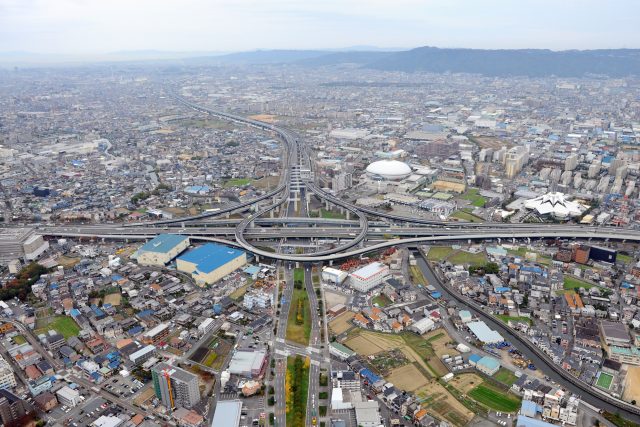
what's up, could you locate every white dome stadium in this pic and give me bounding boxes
[366,160,412,180]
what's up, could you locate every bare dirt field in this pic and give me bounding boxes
[324,290,349,308]
[387,364,429,392]
[450,373,485,394]
[425,329,459,358]
[416,380,475,426]
[103,293,122,306]
[623,366,640,402]
[329,311,355,335]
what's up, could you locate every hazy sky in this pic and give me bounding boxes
[1,0,638,54]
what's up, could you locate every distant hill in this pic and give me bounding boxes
[204,49,331,64]
[364,47,640,77]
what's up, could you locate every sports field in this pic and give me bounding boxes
[494,367,519,386]
[35,316,80,339]
[596,372,614,389]
[623,366,640,402]
[468,383,521,412]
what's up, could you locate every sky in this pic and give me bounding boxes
[0,0,638,55]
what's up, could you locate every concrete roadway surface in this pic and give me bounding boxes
[273,265,295,427]
[304,264,321,426]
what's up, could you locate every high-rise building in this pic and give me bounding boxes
[152,363,200,410]
[504,146,528,178]
[564,154,578,171]
[588,161,601,179]
[0,390,29,426]
[0,355,17,390]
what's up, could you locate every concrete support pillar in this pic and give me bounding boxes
[296,261,301,269]
[329,260,334,266]
[255,255,260,263]
[306,192,311,203]
[226,213,230,219]
[346,211,351,220]
[325,200,330,210]
[270,210,274,218]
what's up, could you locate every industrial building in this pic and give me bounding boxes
[410,317,436,335]
[349,262,390,292]
[177,243,246,286]
[134,234,190,266]
[467,321,504,344]
[0,227,49,263]
[322,267,348,285]
[211,400,242,427]
[329,342,356,360]
[151,363,200,409]
[228,350,267,378]
[475,356,501,376]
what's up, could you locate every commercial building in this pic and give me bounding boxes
[0,390,28,426]
[353,398,382,427]
[152,363,200,409]
[177,243,246,286]
[56,385,81,407]
[135,234,190,266]
[92,415,124,427]
[476,356,501,376]
[129,344,156,365]
[329,342,356,360]
[467,321,504,344]
[0,355,17,390]
[142,323,170,345]
[322,267,348,285]
[211,400,242,427]
[0,227,49,263]
[228,350,267,378]
[349,262,390,293]
[366,160,412,180]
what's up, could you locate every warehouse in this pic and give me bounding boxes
[322,267,348,285]
[212,400,242,427]
[177,243,246,286]
[228,350,267,378]
[329,342,356,360]
[135,234,190,266]
[476,356,501,376]
[467,321,504,344]
[349,262,390,293]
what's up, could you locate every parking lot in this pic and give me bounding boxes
[102,375,145,400]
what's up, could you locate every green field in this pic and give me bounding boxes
[35,316,80,339]
[13,335,26,345]
[460,189,487,207]
[286,288,311,346]
[469,383,521,412]
[448,251,487,266]
[224,178,252,187]
[286,356,310,427]
[372,294,392,307]
[320,208,346,219]
[203,352,218,367]
[596,372,614,389]
[450,210,484,223]
[427,246,456,261]
[617,253,633,264]
[293,268,305,284]
[496,315,533,326]
[494,368,519,386]
[563,276,594,291]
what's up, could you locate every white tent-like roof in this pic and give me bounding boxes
[524,192,585,219]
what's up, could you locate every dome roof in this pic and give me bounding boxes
[366,160,412,180]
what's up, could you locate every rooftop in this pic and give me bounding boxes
[137,234,189,254]
[178,243,245,274]
[211,400,242,427]
[351,262,388,280]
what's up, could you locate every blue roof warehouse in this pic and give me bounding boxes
[134,234,190,267]
[176,243,247,286]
